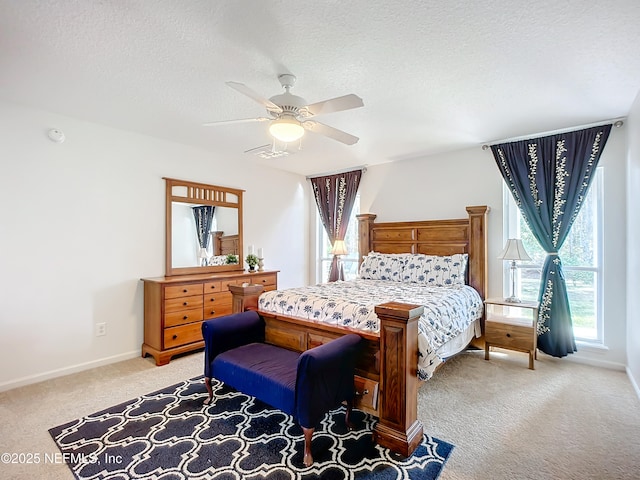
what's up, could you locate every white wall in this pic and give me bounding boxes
[593,126,628,369]
[359,148,505,299]
[358,128,629,370]
[627,92,640,395]
[0,100,307,391]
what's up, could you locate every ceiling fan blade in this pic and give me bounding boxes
[202,117,270,126]
[304,94,364,117]
[226,81,282,113]
[303,121,359,145]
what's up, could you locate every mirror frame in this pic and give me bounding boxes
[164,177,244,276]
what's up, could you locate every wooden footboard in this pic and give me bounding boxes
[230,285,424,457]
[228,206,488,458]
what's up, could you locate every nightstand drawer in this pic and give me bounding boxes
[485,321,534,351]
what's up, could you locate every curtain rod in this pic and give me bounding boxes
[306,165,368,180]
[481,117,625,150]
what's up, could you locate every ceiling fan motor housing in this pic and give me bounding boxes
[269,93,307,116]
[268,74,308,117]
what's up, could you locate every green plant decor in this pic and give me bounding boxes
[245,254,259,270]
[225,254,238,264]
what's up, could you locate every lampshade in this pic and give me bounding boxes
[331,240,348,256]
[269,116,305,143]
[497,239,532,262]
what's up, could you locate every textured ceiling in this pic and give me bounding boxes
[1,1,639,176]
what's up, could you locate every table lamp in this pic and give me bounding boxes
[497,238,532,303]
[331,240,348,281]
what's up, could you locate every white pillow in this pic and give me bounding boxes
[208,255,228,266]
[402,254,468,286]
[359,252,409,282]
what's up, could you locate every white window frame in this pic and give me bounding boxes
[503,168,604,344]
[316,195,360,284]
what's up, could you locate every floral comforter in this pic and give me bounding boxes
[258,279,483,380]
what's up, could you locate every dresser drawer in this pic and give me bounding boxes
[204,302,233,319]
[164,295,203,313]
[204,291,233,306]
[203,292,232,319]
[164,307,203,328]
[165,283,203,299]
[164,322,203,349]
[222,278,245,290]
[485,321,535,351]
[204,281,223,293]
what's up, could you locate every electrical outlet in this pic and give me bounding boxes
[96,322,107,336]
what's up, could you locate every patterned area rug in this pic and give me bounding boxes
[49,376,453,479]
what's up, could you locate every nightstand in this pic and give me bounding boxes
[484,298,539,370]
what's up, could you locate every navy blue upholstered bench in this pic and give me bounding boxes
[202,310,362,466]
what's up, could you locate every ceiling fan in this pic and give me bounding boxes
[203,74,364,145]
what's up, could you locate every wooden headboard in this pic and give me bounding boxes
[211,231,240,256]
[357,206,489,300]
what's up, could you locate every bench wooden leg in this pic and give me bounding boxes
[301,401,354,467]
[203,377,214,405]
[345,399,354,431]
[302,426,314,467]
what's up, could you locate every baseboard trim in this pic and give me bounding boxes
[564,353,626,371]
[0,350,140,392]
[627,367,640,400]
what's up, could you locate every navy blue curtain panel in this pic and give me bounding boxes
[491,124,611,357]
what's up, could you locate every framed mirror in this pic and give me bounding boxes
[164,177,244,276]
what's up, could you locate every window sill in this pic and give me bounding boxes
[576,340,609,353]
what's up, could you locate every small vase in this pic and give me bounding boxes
[248,266,255,272]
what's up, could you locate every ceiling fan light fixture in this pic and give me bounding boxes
[269,116,305,143]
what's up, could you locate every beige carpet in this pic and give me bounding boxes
[0,348,638,479]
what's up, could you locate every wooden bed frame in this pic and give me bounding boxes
[230,205,488,457]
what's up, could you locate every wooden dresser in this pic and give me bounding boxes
[141,270,278,365]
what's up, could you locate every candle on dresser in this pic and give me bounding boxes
[257,247,263,258]
[248,245,254,255]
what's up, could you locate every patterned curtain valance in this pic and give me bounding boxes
[491,124,612,357]
[309,169,363,282]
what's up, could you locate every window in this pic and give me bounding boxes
[504,168,603,343]
[316,195,360,283]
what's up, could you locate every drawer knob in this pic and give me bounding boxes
[210,298,215,302]
[355,389,369,396]
[506,333,511,338]
[183,302,188,306]
[183,315,188,320]
[210,310,215,315]
[172,334,178,340]
[183,289,187,293]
